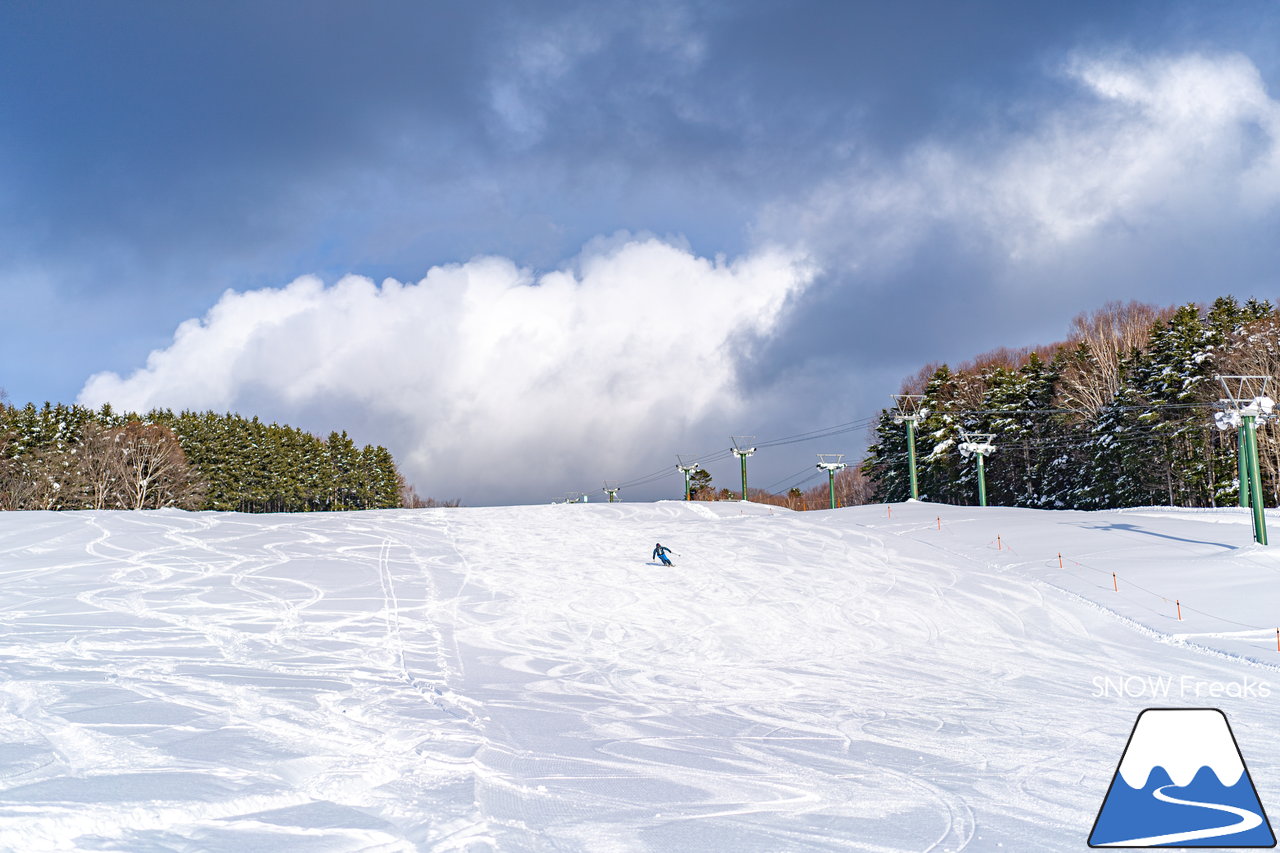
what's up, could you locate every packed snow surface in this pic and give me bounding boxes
[0,500,1278,851]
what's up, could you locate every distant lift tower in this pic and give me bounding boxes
[1216,375,1273,545]
[958,431,996,507]
[731,437,757,502]
[603,482,620,503]
[816,454,848,509]
[676,456,701,501]
[891,395,925,500]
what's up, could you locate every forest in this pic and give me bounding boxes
[863,296,1280,509]
[683,466,874,511]
[0,403,407,512]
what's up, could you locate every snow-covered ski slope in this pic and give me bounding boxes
[0,501,1278,851]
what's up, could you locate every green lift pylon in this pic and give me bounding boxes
[1238,423,1251,509]
[959,431,996,507]
[816,454,848,509]
[676,458,700,501]
[731,437,756,502]
[1244,414,1268,545]
[1217,375,1272,546]
[891,395,925,500]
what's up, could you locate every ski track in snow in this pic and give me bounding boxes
[0,502,1275,850]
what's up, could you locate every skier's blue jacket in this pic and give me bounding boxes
[653,544,672,562]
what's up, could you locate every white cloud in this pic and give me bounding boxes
[765,51,1280,269]
[79,238,814,504]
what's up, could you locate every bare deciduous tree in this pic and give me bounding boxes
[111,422,203,510]
[13,448,79,510]
[0,428,27,511]
[1057,301,1172,416]
[800,465,874,509]
[77,423,124,510]
[1212,313,1280,504]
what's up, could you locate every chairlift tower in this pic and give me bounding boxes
[676,457,701,501]
[1216,375,1273,545]
[1214,400,1252,510]
[958,431,996,507]
[891,395,925,500]
[816,454,848,510]
[731,437,757,502]
[603,482,620,503]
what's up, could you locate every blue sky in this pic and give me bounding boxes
[5,1,1280,503]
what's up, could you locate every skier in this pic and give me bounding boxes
[652,542,674,566]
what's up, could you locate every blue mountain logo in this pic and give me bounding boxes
[1089,708,1275,847]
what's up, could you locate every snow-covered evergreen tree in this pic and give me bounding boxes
[0,404,411,512]
[867,295,1278,511]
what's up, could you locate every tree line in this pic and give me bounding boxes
[863,296,1280,509]
[0,402,415,512]
[682,462,874,510]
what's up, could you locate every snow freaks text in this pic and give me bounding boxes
[1092,674,1271,700]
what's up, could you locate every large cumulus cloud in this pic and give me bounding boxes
[79,238,814,504]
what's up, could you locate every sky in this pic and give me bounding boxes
[5,0,1280,504]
